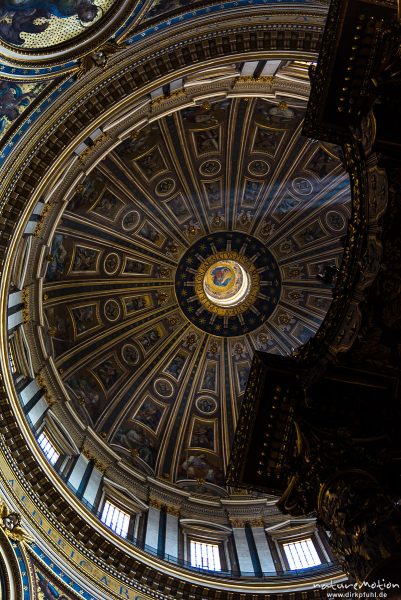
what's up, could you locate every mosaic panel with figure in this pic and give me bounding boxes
[252,126,285,157]
[132,396,166,435]
[189,418,216,452]
[123,257,152,275]
[201,361,217,392]
[177,452,224,487]
[90,188,125,221]
[306,145,341,177]
[46,233,71,281]
[70,303,100,337]
[164,350,189,380]
[137,324,165,354]
[92,355,124,391]
[114,424,158,469]
[123,294,153,315]
[66,370,105,426]
[71,245,100,273]
[135,147,168,180]
[0,80,47,137]
[255,99,303,127]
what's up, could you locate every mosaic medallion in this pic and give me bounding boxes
[175,232,281,336]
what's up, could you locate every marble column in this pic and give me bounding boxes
[251,523,276,574]
[82,466,103,508]
[67,454,90,493]
[231,524,254,575]
[145,504,161,551]
[165,507,179,559]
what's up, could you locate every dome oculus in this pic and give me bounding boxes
[197,254,257,314]
[203,259,250,308]
[175,232,281,336]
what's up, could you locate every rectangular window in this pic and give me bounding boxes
[37,432,60,465]
[8,350,16,374]
[100,501,130,539]
[283,538,321,570]
[190,540,221,571]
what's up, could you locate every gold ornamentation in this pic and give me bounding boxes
[195,251,260,317]
[33,201,53,238]
[232,487,248,496]
[0,499,32,544]
[209,341,219,354]
[77,42,121,79]
[278,312,291,326]
[151,88,187,109]
[36,370,55,406]
[81,445,107,473]
[21,287,30,323]
[159,267,171,279]
[229,518,245,528]
[78,133,108,164]
[165,504,180,517]
[186,224,198,237]
[236,75,274,85]
[249,518,264,528]
[212,214,224,227]
[184,333,197,349]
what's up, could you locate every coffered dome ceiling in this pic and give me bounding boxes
[39,94,350,494]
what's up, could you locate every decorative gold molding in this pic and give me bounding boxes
[148,497,163,510]
[235,75,275,86]
[151,88,187,110]
[249,518,265,528]
[21,287,30,324]
[33,201,54,238]
[78,133,109,164]
[165,504,181,517]
[229,518,246,528]
[81,444,108,473]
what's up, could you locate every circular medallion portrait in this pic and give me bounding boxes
[154,378,174,399]
[196,396,217,415]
